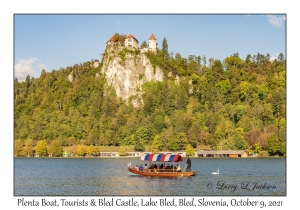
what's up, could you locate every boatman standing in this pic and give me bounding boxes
[186,155,191,171]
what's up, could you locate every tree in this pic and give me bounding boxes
[87,145,99,156]
[278,53,284,61]
[239,81,253,102]
[48,140,63,157]
[134,139,145,151]
[202,55,207,65]
[151,135,163,153]
[14,140,23,157]
[267,134,280,155]
[232,130,247,150]
[175,132,189,150]
[153,115,165,133]
[140,41,147,48]
[185,144,195,156]
[233,52,239,58]
[253,142,262,154]
[162,37,169,59]
[245,54,252,63]
[36,140,48,156]
[167,136,180,151]
[76,144,87,156]
[23,139,33,157]
[118,146,127,156]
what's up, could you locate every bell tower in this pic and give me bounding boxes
[148,34,157,53]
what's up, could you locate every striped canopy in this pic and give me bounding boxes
[140,154,183,162]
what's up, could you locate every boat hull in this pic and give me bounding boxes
[128,167,196,177]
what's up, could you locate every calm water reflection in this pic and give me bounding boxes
[14,157,286,196]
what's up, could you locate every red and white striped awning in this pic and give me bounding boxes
[140,153,183,162]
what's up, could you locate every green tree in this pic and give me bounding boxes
[167,136,180,151]
[267,134,280,155]
[153,115,165,133]
[151,135,163,153]
[14,140,23,157]
[76,144,87,156]
[233,128,247,150]
[215,80,232,95]
[118,146,127,156]
[202,55,207,65]
[48,140,63,157]
[175,132,189,150]
[185,144,195,156]
[140,41,147,48]
[277,53,284,61]
[23,139,33,157]
[162,37,169,59]
[36,140,48,157]
[134,139,145,151]
[87,145,99,156]
[253,142,262,154]
[239,81,253,102]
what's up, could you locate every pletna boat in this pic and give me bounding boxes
[127,153,197,177]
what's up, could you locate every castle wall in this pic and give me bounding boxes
[125,38,138,48]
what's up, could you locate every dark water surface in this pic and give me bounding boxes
[14,157,286,196]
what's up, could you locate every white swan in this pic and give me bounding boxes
[212,169,219,175]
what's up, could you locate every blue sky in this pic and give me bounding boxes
[14,14,286,81]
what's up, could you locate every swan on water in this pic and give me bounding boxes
[212,169,219,175]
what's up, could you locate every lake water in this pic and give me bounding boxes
[14,157,286,196]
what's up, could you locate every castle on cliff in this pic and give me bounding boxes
[105,33,157,53]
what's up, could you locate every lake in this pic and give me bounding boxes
[14,157,286,196]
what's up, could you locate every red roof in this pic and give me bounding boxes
[126,34,139,43]
[149,34,156,40]
[107,35,117,43]
[126,34,135,39]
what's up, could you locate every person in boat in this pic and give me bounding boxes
[144,163,148,171]
[135,165,139,171]
[176,164,181,172]
[186,155,191,172]
[165,163,171,171]
[139,164,143,171]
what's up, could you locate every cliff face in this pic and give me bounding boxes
[101,44,164,107]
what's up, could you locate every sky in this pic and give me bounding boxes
[14,14,286,81]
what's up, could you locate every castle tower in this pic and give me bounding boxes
[148,34,157,53]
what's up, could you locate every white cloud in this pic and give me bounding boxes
[14,57,38,81]
[266,15,285,27]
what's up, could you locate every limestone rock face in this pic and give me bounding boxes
[101,45,164,107]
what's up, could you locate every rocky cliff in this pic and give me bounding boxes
[101,44,164,107]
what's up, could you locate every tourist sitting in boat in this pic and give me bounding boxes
[149,164,154,169]
[139,164,143,171]
[143,163,148,171]
[135,165,139,171]
[165,163,171,171]
[176,164,181,172]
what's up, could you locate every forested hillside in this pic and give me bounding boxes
[14,40,286,157]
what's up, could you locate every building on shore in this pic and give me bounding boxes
[196,150,248,158]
